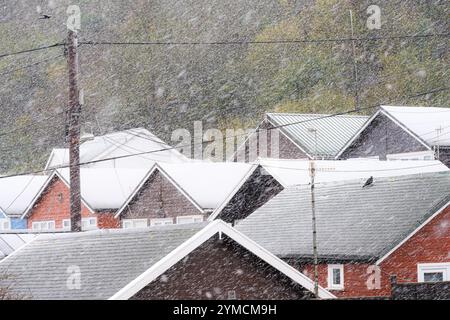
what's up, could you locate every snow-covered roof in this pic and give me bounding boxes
[0,221,334,299]
[237,172,450,260]
[56,168,149,210]
[381,106,450,146]
[0,233,36,260]
[258,158,449,187]
[0,175,49,217]
[158,162,255,210]
[45,128,189,170]
[0,207,6,219]
[44,148,69,170]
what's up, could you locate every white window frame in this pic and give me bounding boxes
[227,290,237,300]
[31,220,56,231]
[150,218,173,227]
[0,218,11,231]
[387,151,436,161]
[417,263,450,283]
[123,219,149,229]
[62,219,71,231]
[176,215,204,225]
[81,217,97,231]
[327,264,344,290]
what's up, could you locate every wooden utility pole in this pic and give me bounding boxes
[67,29,82,232]
[310,159,319,298]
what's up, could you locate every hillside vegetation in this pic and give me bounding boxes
[0,0,448,173]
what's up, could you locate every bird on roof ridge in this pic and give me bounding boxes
[362,176,374,188]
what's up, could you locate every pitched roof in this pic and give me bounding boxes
[58,168,150,210]
[0,223,203,299]
[0,233,36,260]
[258,158,449,187]
[44,148,69,170]
[380,106,450,147]
[0,221,334,300]
[336,106,450,158]
[266,113,368,158]
[0,175,48,217]
[208,158,448,221]
[44,128,188,170]
[236,171,450,261]
[159,162,255,209]
[117,162,255,215]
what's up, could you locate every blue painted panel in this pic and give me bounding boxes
[11,218,27,230]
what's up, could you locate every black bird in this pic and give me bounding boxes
[362,176,374,188]
[39,14,51,19]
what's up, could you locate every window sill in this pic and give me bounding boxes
[327,287,344,291]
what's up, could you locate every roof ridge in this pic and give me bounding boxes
[34,222,209,241]
[285,170,450,190]
[267,112,369,118]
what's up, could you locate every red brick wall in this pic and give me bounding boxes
[27,176,118,230]
[120,170,205,223]
[299,205,450,298]
[132,236,314,300]
[378,204,450,295]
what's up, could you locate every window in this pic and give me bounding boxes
[60,218,98,231]
[123,219,149,229]
[62,219,71,231]
[327,264,344,290]
[81,217,97,230]
[31,220,56,231]
[150,218,173,227]
[176,215,204,225]
[0,219,11,231]
[227,290,237,300]
[387,151,435,161]
[418,263,450,283]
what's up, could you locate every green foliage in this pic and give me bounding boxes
[0,0,448,173]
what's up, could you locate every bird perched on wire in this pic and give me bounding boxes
[39,14,51,19]
[362,176,374,188]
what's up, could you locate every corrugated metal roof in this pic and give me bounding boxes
[267,113,368,158]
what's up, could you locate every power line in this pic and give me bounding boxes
[259,162,447,173]
[0,86,447,180]
[0,43,64,59]
[0,53,65,77]
[78,33,449,47]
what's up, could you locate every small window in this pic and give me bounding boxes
[31,220,56,231]
[424,272,444,283]
[123,219,149,229]
[150,218,173,227]
[57,193,64,203]
[176,215,204,225]
[81,218,97,230]
[327,264,344,290]
[227,290,237,300]
[0,219,11,231]
[418,263,450,283]
[62,219,71,230]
